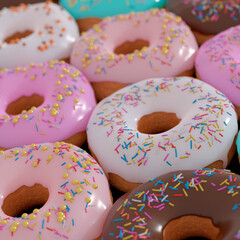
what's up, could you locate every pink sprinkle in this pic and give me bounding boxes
[144,212,152,220]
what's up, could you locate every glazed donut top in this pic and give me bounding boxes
[87,77,238,183]
[71,9,198,84]
[0,2,79,68]
[195,25,240,108]
[167,0,240,35]
[0,142,112,240]
[102,168,240,240]
[0,61,96,149]
[59,0,166,19]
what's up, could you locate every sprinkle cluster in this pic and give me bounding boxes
[184,0,240,22]
[89,77,235,169]
[0,142,107,239]
[102,169,240,239]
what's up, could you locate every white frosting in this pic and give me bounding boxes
[87,77,238,183]
[0,2,79,68]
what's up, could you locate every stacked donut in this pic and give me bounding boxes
[0,0,239,239]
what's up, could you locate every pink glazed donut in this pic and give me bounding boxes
[0,142,112,240]
[70,8,198,100]
[195,25,240,119]
[0,61,96,149]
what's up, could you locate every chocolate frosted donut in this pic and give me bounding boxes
[166,0,240,44]
[102,169,240,239]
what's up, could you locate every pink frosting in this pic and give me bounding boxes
[70,9,198,84]
[0,61,96,148]
[0,142,112,239]
[195,25,240,107]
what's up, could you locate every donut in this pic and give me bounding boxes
[87,76,238,192]
[0,2,79,69]
[0,61,96,149]
[195,25,240,120]
[70,9,198,100]
[0,142,112,239]
[59,0,166,31]
[101,168,240,239]
[166,0,240,45]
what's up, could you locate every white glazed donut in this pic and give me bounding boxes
[0,2,79,68]
[87,77,238,191]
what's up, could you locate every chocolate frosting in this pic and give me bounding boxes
[102,169,240,239]
[0,0,46,9]
[167,0,240,35]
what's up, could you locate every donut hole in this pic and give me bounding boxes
[6,94,44,115]
[163,215,220,240]
[2,184,49,217]
[114,39,149,55]
[137,112,181,134]
[4,30,33,44]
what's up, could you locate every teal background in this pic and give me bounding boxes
[59,0,166,19]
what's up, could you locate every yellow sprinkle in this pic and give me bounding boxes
[21,151,27,156]
[66,163,72,169]
[41,108,46,112]
[44,212,51,217]
[85,197,91,203]
[96,68,101,74]
[64,192,72,200]
[41,146,48,151]
[76,187,83,194]
[21,221,29,228]
[33,209,39,213]
[57,94,63,101]
[92,183,98,189]
[29,213,36,220]
[95,56,101,61]
[60,205,66,210]
[162,24,166,29]
[162,47,169,55]
[165,36,171,42]
[63,173,69,179]
[0,220,7,225]
[47,155,53,163]
[10,226,17,232]
[183,188,188,197]
[13,150,19,154]
[0,150,4,155]
[51,108,58,117]
[208,141,212,147]
[72,179,79,185]
[175,16,182,23]
[32,161,38,167]
[58,74,64,79]
[198,184,204,191]
[54,149,60,154]
[66,91,72,96]
[12,116,20,124]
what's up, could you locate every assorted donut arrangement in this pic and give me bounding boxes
[0,0,239,239]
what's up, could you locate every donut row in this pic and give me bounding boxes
[0,0,239,240]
